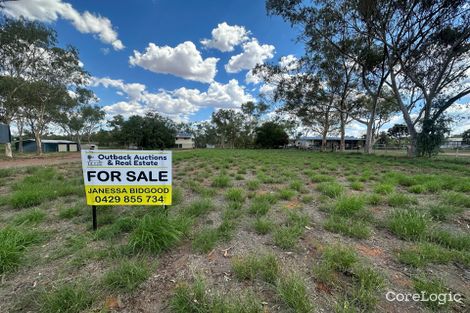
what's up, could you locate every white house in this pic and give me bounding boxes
[175,132,195,149]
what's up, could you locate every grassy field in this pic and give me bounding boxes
[0,149,469,312]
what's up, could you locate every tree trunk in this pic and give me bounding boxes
[339,112,346,151]
[34,131,43,155]
[5,143,13,158]
[18,121,24,153]
[321,129,328,152]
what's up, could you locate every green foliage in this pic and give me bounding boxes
[350,181,364,191]
[246,180,260,190]
[373,183,395,194]
[248,197,271,216]
[426,228,470,251]
[397,243,468,267]
[103,260,150,292]
[129,213,183,254]
[255,121,289,148]
[417,118,450,157]
[278,189,296,200]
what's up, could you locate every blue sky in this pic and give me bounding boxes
[3,0,305,123]
[2,0,469,135]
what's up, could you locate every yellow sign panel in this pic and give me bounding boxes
[81,150,172,206]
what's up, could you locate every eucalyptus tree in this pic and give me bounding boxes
[266,0,470,156]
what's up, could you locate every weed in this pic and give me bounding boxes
[350,181,364,191]
[192,228,219,253]
[248,198,270,216]
[387,193,418,207]
[429,204,463,221]
[301,195,314,204]
[333,196,366,217]
[103,260,150,292]
[253,217,273,234]
[279,189,296,200]
[246,180,260,191]
[184,198,214,217]
[317,182,344,198]
[13,208,46,225]
[38,282,94,313]
[387,209,430,240]
[129,213,182,254]
[232,253,279,283]
[0,227,40,273]
[277,273,314,313]
[58,206,82,219]
[211,175,231,188]
[273,226,303,250]
[324,216,371,239]
[373,183,395,195]
[225,188,245,203]
[413,276,449,311]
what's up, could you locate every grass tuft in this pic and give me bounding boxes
[102,260,150,292]
[387,209,430,241]
[277,273,314,313]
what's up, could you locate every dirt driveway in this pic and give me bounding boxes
[0,152,81,169]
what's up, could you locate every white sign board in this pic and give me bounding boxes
[81,150,172,206]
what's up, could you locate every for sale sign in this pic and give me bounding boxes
[81,150,172,206]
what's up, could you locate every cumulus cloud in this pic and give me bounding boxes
[92,77,254,121]
[225,39,275,73]
[201,22,250,52]
[129,41,218,83]
[2,0,124,50]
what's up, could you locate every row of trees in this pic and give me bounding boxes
[258,0,469,156]
[94,103,289,150]
[0,18,104,156]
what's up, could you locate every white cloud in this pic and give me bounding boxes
[129,41,218,83]
[92,77,254,122]
[2,0,124,50]
[225,39,275,73]
[201,22,250,52]
[279,54,298,70]
[245,70,263,84]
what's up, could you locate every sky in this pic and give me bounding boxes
[1,0,469,136]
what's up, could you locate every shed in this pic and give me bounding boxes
[15,139,80,153]
[291,136,365,150]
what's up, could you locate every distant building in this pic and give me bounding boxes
[291,136,365,150]
[441,137,465,149]
[15,139,80,153]
[175,132,195,149]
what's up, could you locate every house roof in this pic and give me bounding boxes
[298,136,364,141]
[19,139,77,144]
[176,132,192,138]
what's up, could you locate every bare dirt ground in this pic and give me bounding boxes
[0,153,80,169]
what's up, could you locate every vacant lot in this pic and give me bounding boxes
[0,150,468,313]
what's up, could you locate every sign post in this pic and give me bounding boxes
[81,150,172,230]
